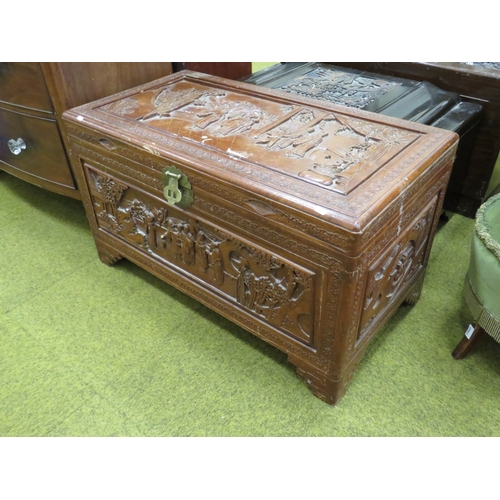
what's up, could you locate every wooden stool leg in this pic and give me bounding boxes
[452,324,485,360]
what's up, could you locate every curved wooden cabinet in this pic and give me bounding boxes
[0,107,73,188]
[0,62,173,199]
[0,62,53,112]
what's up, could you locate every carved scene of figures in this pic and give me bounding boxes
[101,80,420,193]
[87,168,315,344]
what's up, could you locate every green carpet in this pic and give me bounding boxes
[1,172,499,437]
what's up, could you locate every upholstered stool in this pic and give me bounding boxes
[453,192,500,359]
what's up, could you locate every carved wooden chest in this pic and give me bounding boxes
[62,71,458,404]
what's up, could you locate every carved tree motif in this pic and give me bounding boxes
[91,172,128,231]
[102,97,140,116]
[94,173,128,205]
[139,87,205,121]
[230,253,311,326]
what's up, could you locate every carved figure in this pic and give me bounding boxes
[209,244,224,285]
[195,231,209,272]
[180,224,195,265]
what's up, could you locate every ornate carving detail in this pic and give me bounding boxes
[254,109,334,158]
[193,198,341,271]
[69,141,350,260]
[254,110,418,193]
[142,87,215,121]
[86,167,316,345]
[310,116,417,188]
[92,172,128,230]
[106,84,280,139]
[102,97,140,116]
[92,80,431,198]
[94,172,128,203]
[278,68,401,108]
[358,197,438,340]
[190,99,277,138]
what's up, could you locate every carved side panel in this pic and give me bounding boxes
[357,195,439,340]
[85,165,317,346]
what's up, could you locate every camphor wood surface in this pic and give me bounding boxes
[63,71,458,404]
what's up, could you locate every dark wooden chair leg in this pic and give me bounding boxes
[452,324,486,359]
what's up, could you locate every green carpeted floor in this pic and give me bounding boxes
[1,172,499,436]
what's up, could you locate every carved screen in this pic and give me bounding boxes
[277,67,402,108]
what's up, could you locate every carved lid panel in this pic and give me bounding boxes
[63,71,458,223]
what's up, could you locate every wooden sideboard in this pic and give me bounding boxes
[0,62,174,199]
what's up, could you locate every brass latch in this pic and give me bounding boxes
[161,166,193,208]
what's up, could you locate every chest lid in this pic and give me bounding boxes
[63,70,458,228]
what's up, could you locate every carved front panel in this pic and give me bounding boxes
[98,79,420,195]
[85,164,317,346]
[357,195,439,340]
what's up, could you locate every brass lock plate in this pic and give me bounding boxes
[161,166,193,208]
